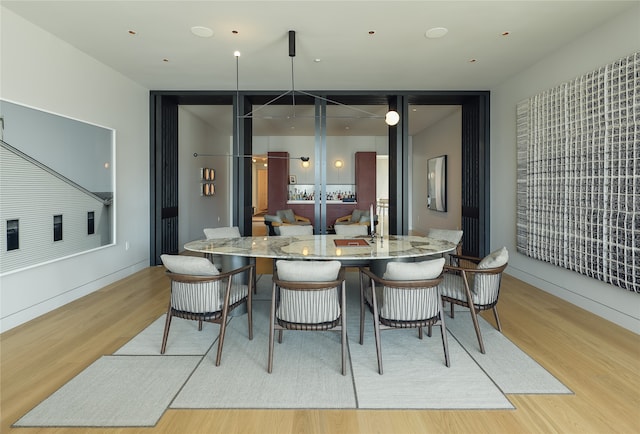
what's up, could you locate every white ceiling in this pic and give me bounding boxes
[3,0,635,135]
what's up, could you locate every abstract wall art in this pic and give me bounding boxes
[516,52,639,293]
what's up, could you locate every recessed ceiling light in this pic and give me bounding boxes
[163,58,169,62]
[469,58,477,63]
[502,31,511,36]
[425,27,448,39]
[191,26,213,38]
[368,30,375,35]
[232,30,239,34]
[314,58,321,63]
[128,30,137,35]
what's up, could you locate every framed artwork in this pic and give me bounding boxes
[516,52,638,292]
[427,155,447,212]
[289,175,297,184]
[0,99,115,274]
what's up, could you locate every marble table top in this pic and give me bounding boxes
[184,235,456,261]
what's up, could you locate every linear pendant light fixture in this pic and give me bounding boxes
[195,35,310,163]
[195,30,399,162]
[193,152,309,162]
[237,30,400,126]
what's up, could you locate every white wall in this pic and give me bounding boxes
[410,109,462,235]
[0,8,150,332]
[178,108,233,246]
[490,5,640,333]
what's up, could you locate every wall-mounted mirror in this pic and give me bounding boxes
[0,99,115,274]
[427,155,447,212]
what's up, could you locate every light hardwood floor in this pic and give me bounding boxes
[1,266,638,434]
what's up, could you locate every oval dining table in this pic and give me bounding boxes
[184,234,457,276]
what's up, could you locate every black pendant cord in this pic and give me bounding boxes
[235,29,397,124]
[235,53,240,156]
[289,30,296,119]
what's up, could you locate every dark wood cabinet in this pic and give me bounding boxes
[355,151,377,210]
[267,151,289,214]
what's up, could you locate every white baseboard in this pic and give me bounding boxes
[0,260,148,333]
[506,266,640,334]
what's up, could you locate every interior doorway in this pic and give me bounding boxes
[149,91,489,266]
[256,168,268,214]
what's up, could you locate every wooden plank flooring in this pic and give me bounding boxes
[1,266,638,434]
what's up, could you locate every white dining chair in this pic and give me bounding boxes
[278,225,313,236]
[160,254,254,366]
[334,224,368,236]
[439,247,509,354]
[204,226,241,239]
[269,260,347,375]
[427,228,463,264]
[359,258,449,374]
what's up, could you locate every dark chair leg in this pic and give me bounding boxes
[359,274,366,345]
[268,282,277,373]
[419,327,424,339]
[215,278,235,366]
[493,306,502,331]
[215,312,230,366]
[439,300,450,367]
[468,306,485,354]
[160,308,173,354]
[247,267,254,340]
[215,317,227,366]
[372,311,383,375]
[460,276,485,354]
[268,327,275,373]
[251,258,257,294]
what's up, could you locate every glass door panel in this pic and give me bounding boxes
[325,103,389,235]
[251,99,390,236]
[251,102,316,230]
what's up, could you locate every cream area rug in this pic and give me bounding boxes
[15,274,571,427]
